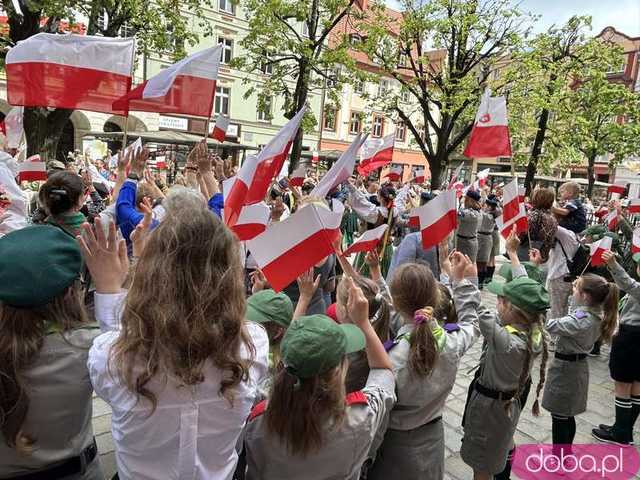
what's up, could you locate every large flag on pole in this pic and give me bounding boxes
[311,134,367,199]
[411,189,457,250]
[113,45,223,117]
[225,107,307,227]
[6,33,135,115]
[463,90,512,158]
[357,133,395,176]
[246,201,344,292]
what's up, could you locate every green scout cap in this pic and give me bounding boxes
[498,262,543,284]
[281,315,366,379]
[581,225,607,240]
[0,225,82,307]
[487,276,550,314]
[246,289,294,329]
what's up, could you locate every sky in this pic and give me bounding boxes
[385,0,640,37]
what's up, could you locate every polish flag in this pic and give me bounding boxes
[113,45,223,117]
[412,167,426,184]
[451,181,465,198]
[312,151,320,164]
[311,134,367,199]
[289,164,307,188]
[17,155,47,182]
[412,189,457,250]
[384,164,403,182]
[225,107,306,227]
[343,224,388,256]
[149,155,167,170]
[108,137,143,168]
[633,228,640,254]
[594,206,608,219]
[231,202,271,241]
[502,179,520,223]
[477,168,490,188]
[607,183,627,196]
[3,107,24,149]
[496,204,528,239]
[590,236,612,267]
[246,201,344,292]
[357,133,395,176]
[628,199,640,214]
[605,210,618,231]
[448,162,464,189]
[463,90,512,158]
[6,33,135,115]
[210,115,229,142]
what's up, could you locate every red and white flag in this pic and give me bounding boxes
[448,162,464,189]
[411,189,457,250]
[311,151,320,164]
[289,164,307,188]
[412,167,426,184]
[463,90,512,158]
[2,107,24,149]
[210,115,229,142]
[230,202,271,241]
[384,164,403,182]
[590,236,612,267]
[357,133,395,176]
[113,45,222,117]
[311,133,367,199]
[246,201,344,292]
[502,178,520,224]
[17,155,47,182]
[6,33,135,115]
[607,183,627,195]
[477,168,490,188]
[108,137,143,168]
[633,228,640,254]
[496,204,528,239]
[225,107,306,227]
[594,206,608,219]
[628,199,640,214]
[343,224,388,257]
[605,210,618,231]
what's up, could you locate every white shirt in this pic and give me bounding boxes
[547,226,579,281]
[88,292,269,480]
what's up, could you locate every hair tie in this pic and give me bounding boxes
[414,306,434,326]
[50,188,68,197]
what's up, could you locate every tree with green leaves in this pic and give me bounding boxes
[232,0,358,172]
[1,0,210,160]
[353,0,531,188]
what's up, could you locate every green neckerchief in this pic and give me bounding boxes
[48,212,87,237]
[399,323,447,352]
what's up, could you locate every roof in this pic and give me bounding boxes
[84,130,259,150]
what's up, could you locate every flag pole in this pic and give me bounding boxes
[122,37,137,150]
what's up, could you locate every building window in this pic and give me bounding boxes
[349,33,362,45]
[215,86,230,115]
[260,61,273,75]
[219,0,236,15]
[395,121,406,142]
[326,69,339,88]
[301,21,309,37]
[400,88,411,103]
[218,37,234,64]
[378,79,390,96]
[323,107,337,131]
[397,51,408,67]
[354,79,365,95]
[257,96,272,122]
[349,112,363,135]
[372,114,384,138]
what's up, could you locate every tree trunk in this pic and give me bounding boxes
[24,107,73,161]
[524,107,550,195]
[587,151,597,198]
[287,58,311,174]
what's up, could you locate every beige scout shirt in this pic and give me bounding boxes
[0,327,100,477]
[244,368,396,480]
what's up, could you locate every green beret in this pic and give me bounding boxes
[0,226,82,307]
[246,289,294,329]
[487,276,550,314]
[498,262,543,284]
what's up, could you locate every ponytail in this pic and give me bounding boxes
[370,293,391,343]
[579,273,619,344]
[409,308,438,377]
[532,324,549,416]
[38,171,83,217]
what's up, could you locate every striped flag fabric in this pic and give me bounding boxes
[384,164,403,182]
[210,115,229,142]
[608,183,627,196]
[412,167,426,184]
[590,236,612,267]
[463,90,512,158]
[246,201,344,292]
[605,210,618,231]
[343,224,388,256]
[357,133,395,176]
[496,204,528,239]
[477,168,490,187]
[6,33,135,115]
[411,189,457,250]
[448,162,464,189]
[113,45,223,117]
[502,179,520,224]
[289,164,307,188]
[230,202,271,241]
[17,155,47,182]
[311,134,366,200]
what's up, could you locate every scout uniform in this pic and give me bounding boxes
[592,257,640,444]
[0,226,103,480]
[368,280,481,480]
[460,269,549,475]
[476,210,496,264]
[542,306,602,417]
[244,315,396,480]
[456,192,481,262]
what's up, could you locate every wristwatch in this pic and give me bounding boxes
[127,173,140,181]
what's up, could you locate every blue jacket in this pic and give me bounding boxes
[116,180,159,246]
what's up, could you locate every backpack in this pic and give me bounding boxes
[559,200,587,234]
[557,234,590,281]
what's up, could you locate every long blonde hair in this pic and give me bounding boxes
[111,204,255,412]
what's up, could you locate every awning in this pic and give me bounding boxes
[84,130,259,150]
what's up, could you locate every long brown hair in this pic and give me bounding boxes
[503,303,548,416]
[0,285,87,453]
[389,263,441,377]
[265,360,347,456]
[111,204,254,412]
[336,275,391,342]
[578,273,619,344]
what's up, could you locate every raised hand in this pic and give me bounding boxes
[529,248,543,266]
[450,251,476,282]
[602,250,616,266]
[297,268,321,300]
[505,226,520,255]
[344,276,369,328]
[130,197,154,257]
[130,147,149,177]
